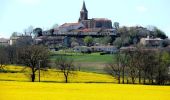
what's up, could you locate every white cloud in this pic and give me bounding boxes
[16,0,41,5]
[136,5,148,13]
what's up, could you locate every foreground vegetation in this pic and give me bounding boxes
[0,81,170,100]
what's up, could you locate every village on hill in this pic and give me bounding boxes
[0,1,170,53]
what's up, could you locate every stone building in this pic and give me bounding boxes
[54,1,115,36]
[78,1,112,29]
[0,38,9,46]
[38,1,116,49]
[140,36,162,47]
[9,35,32,46]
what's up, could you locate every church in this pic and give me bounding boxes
[36,1,117,49]
[78,1,112,29]
[57,1,114,33]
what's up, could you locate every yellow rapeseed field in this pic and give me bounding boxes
[0,65,115,83]
[0,65,170,100]
[0,81,170,100]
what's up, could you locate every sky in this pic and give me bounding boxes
[0,0,170,38]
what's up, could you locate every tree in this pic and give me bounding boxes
[156,50,170,85]
[33,28,43,37]
[113,22,119,30]
[5,46,18,64]
[11,32,18,37]
[127,51,138,84]
[141,50,152,84]
[18,45,50,82]
[94,36,112,46]
[24,26,34,36]
[154,27,168,39]
[70,38,79,47]
[52,23,59,29]
[54,56,76,83]
[104,53,123,83]
[104,52,130,84]
[101,36,112,45]
[84,36,93,46]
[120,51,129,84]
[149,56,157,84]
[132,46,145,84]
[0,47,8,70]
[113,36,132,48]
[113,37,123,48]
[15,36,33,47]
[143,50,157,84]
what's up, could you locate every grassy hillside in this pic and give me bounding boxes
[51,52,114,73]
[0,81,170,100]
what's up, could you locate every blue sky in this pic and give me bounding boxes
[0,0,170,38]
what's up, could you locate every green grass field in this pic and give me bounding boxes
[51,52,114,73]
[0,81,170,100]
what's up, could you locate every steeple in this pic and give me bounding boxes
[79,1,88,21]
[81,1,88,12]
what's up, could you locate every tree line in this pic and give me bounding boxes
[0,45,76,83]
[0,44,170,84]
[105,47,170,85]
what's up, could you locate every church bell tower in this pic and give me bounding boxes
[79,1,88,21]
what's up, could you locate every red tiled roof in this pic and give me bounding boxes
[60,23,81,28]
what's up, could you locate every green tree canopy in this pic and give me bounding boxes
[84,36,93,46]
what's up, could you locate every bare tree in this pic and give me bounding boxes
[141,50,153,84]
[18,45,50,82]
[133,46,145,84]
[54,56,75,83]
[0,47,8,70]
[4,46,17,64]
[147,52,157,84]
[104,53,123,83]
[127,51,138,84]
[24,26,34,36]
[120,51,129,84]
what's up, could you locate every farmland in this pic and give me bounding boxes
[0,55,170,100]
[0,81,170,100]
[0,65,115,83]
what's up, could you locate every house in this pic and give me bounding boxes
[0,38,9,46]
[73,46,91,53]
[140,36,162,47]
[73,46,118,53]
[58,23,84,33]
[91,46,118,53]
[35,36,69,50]
[9,35,32,45]
[35,1,117,48]
[119,46,137,52]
